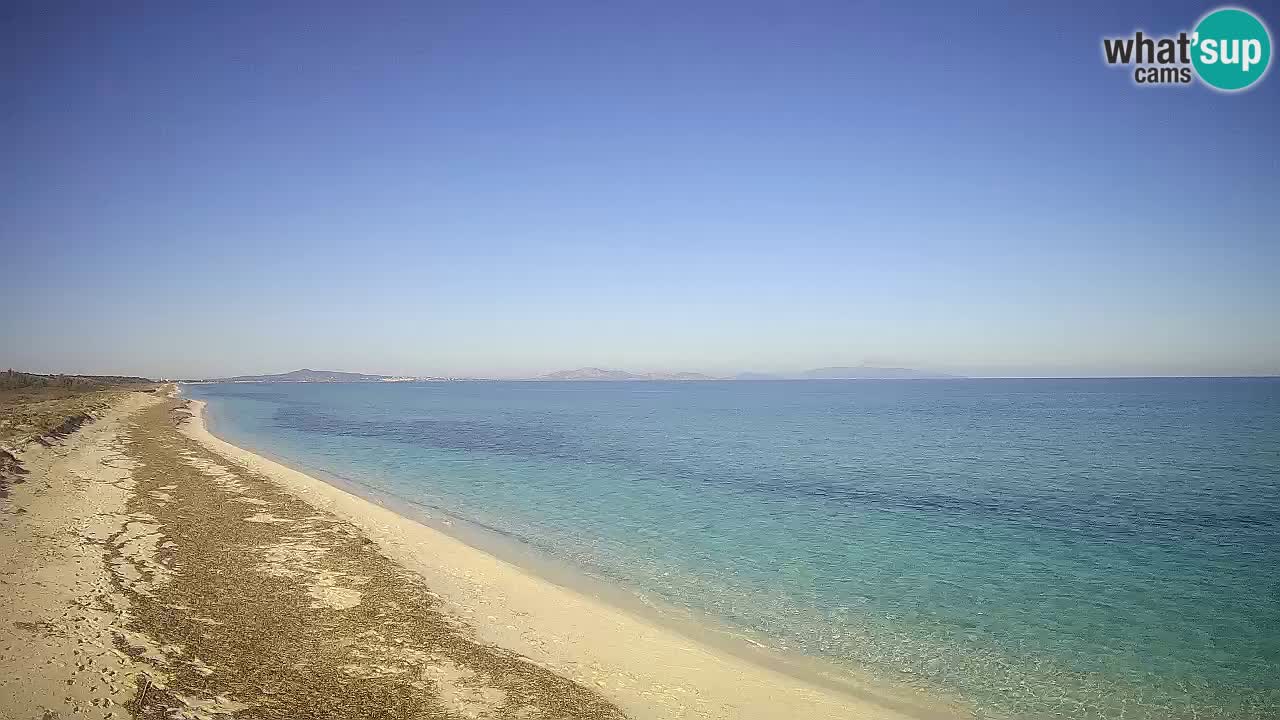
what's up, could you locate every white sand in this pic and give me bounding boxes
[182,399,948,720]
[0,391,169,718]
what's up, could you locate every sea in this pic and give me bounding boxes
[182,378,1280,719]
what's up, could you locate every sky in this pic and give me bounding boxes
[3,1,1278,379]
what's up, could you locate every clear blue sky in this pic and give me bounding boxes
[3,1,1277,378]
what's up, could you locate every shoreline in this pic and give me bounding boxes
[199,399,962,716]
[185,395,966,720]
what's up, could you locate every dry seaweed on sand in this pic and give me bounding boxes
[109,399,627,719]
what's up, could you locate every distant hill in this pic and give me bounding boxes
[536,367,719,381]
[538,367,642,381]
[194,366,958,383]
[662,371,719,381]
[734,372,784,380]
[201,369,403,383]
[534,366,955,381]
[799,366,956,380]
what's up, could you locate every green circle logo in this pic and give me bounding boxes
[1192,7,1271,91]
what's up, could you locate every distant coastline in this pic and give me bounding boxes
[185,367,1280,385]
[190,368,434,384]
[188,365,962,383]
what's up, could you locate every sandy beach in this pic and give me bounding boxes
[1,387,951,719]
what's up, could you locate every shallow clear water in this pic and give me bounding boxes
[184,379,1280,719]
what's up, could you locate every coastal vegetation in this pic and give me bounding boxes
[0,370,156,495]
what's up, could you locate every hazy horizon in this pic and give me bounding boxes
[11,364,1280,382]
[4,2,1278,380]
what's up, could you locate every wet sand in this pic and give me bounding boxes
[2,388,944,719]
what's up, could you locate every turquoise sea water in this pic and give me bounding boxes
[183,379,1280,719]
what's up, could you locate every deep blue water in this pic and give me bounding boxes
[183,379,1280,719]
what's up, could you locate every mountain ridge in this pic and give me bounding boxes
[535,367,719,381]
[798,366,957,380]
[535,365,959,381]
[196,369,413,383]
[191,365,961,383]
